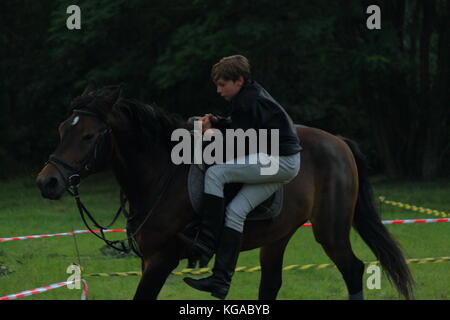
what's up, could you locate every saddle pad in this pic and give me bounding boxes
[187,164,283,221]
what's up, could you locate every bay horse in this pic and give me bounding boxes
[36,84,414,300]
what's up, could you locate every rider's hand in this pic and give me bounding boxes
[200,114,218,123]
[208,114,219,123]
[199,114,217,132]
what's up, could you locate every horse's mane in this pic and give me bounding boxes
[69,85,188,153]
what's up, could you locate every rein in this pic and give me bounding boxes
[68,165,177,257]
[46,108,177,257]
[68,174,131,253]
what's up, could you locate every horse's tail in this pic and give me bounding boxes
[340,136,415,300]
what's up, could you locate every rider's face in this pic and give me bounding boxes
[215,77,244,101]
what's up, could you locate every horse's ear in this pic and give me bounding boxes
[82,82,97,96]
[107,83,124,105]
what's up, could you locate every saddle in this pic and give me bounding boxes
[187,164,284,221]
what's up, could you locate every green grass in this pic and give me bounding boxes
[0,173,448,300]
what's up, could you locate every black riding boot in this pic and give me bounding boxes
[183,193,225,266]
[183,227,242,299]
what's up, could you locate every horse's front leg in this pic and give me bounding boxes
[133,241,181,300]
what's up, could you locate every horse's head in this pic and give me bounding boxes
[36,83,121,200]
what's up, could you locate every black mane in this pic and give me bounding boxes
[69,85,188,153]
[113,98,188,153]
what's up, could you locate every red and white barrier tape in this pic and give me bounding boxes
[0,279,88,300]
[303,218,450,227]
[302,218,449,227]
[0,219,447,243]
[0,229,126,243]
[380,218,449,225]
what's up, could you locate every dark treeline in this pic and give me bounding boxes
[1,0,449,179]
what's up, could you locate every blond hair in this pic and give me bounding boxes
[211,55,251,82]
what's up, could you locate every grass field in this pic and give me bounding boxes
[0,172,448,300]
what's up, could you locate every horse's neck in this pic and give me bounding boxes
[109,114,186,215]
[111,147,172,213]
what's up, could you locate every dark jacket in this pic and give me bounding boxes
[214,80,301,156]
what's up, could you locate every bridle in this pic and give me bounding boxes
[46,109,111,194]
[45,108,177,256]
[45,108,135,253]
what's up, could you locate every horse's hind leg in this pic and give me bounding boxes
[258,232,295,300]
[311,216,365,300]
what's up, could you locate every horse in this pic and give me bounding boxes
[36,84,414,300]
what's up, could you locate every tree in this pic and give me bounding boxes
[1,0,448,179]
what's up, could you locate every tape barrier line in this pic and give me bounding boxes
[83,257,450,277]
[2,219,448,243]
[0,279,88,300]
[379,196,449,218]
[5,257,446,299]
[381,218,449,224]
[0,229,126,243]
[300,218,449,227]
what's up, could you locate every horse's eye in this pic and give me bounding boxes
[83,134,95,141]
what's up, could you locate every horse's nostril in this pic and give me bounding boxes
[46,177,59,190]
